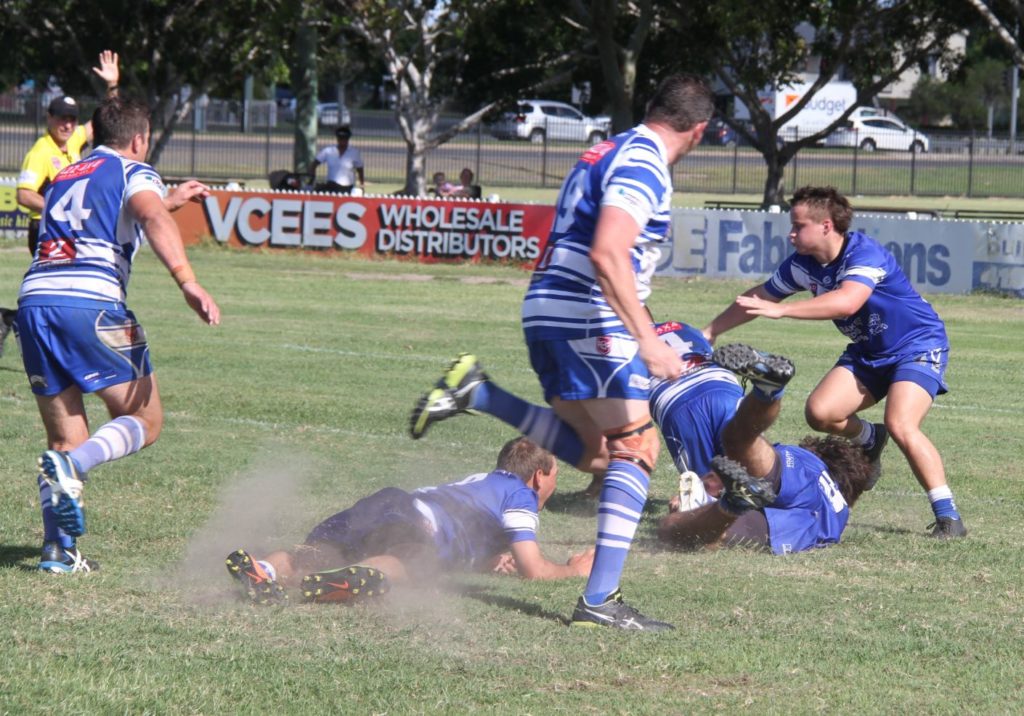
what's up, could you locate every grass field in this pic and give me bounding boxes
[1,244,1022,714]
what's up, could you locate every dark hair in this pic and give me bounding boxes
[92,96,151,149]
[799,435,872,507]
[496,437,555,480]
[644,74,714,132]
[791,186,854,234]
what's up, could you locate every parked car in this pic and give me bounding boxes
[489,100,611,144]
[702,117,738,146]
[825,115,929,152]
[279,100,351,127]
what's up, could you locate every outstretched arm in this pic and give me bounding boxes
[702,283,777,344]
[127,190,220,325]
[737,281,872,321]
[509,541,594,580]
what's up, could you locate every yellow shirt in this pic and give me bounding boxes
[16,125,89,219]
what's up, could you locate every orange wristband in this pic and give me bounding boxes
[170,264,197,287]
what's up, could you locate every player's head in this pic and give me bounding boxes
[336,125,352,145]
[496,437,558,508]
[791,186,853,235]
[644,74,714,133]
[93,96,151,155]
[798,435,872,507]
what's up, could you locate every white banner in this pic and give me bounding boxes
[661,209,1024,296]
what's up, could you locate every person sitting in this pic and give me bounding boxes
[225,437,595,605]
[431,171,455,196]
[442,167,482,199]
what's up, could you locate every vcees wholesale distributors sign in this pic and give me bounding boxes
[172,190,556,266]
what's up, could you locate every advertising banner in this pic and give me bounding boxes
[661,209,994,295]
[172,190,556,268]
[0,178,31,239]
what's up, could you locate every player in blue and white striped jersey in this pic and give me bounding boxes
[704,186,964,538]
[410,75,713,630]
[13,96,221,573]
[224,438,595,605]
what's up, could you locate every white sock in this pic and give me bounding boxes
[257,560,277,581]
[853,419,874,447]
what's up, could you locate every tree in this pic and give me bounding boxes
[331,0,506,196]
[964,0,1024,65]
[0,0,288,167]
[567,0,656,133]
[666,0,968,206]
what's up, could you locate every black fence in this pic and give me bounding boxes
[4,94,1024,198]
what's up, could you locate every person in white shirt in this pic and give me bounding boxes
[310,125,365,194]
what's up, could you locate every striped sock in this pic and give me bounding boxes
[69,416,147,475]
[583,461,650,604]
[928,485,961,520]
[472,382,584,467]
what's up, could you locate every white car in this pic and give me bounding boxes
[489,100,611,144]
[826,115,929,152]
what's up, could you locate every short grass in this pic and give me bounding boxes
[0,244,1022,714]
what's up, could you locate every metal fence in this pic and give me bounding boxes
[4,93,1024,197]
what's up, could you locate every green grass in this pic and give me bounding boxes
[1,245,1022,714]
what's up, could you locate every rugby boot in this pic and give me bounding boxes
[711,455,777,514]
[928,516,967,539]
[225,549,288,605]
[38,540,98,574]
[409,353,488,439]
[713,343,795,398]
[300,564,389,604]
[570,590,675,632]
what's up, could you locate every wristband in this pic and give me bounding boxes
[170,264,197,287]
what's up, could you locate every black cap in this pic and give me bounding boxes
[335,125,352,138]
[47,96,80,119]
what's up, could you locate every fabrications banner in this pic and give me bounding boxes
[663,208,1024,297]
[173,189,556,267]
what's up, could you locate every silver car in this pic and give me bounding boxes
[490,100,610,144]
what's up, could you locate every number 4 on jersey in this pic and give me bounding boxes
[49,179,93,231]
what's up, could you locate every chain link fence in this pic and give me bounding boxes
[4,91,1024,197]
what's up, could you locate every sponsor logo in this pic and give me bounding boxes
[655,321,683,335]
[83,372,100,381]
[55,158,103,182]
[580,140,615,165]
[628,373,651,390]
[38,237,77,263]
[51,157,63,171]
[29,374,47,388]
[596,335,612,355]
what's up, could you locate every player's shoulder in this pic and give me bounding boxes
[844,231,890,264]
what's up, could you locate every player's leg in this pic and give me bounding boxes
[885,378,965,537]
[410,351,601,473]
[34,388,97,572]
[804,364,878,439]
[657,500,737,548]
[570,397,673,631]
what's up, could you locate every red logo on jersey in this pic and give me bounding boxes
[55,158,103,182]
[656,321,684,336]
[580,140,615,165]
[37,237,78,263]
[596,335,612,355]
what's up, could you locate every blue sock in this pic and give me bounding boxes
[69,415,147,474]
[928,486,961,520]
[472,382,584,467]
[39,475,75,549]
[583,461,650,604]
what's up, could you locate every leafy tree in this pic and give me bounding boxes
[331,0,506,195]
[666,0,969,206]
[0,0,289,167]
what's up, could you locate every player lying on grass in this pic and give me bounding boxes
[655,341,872,553]
[225,437,595,605]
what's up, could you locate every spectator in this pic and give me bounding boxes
[443,167,481,199]
[310,125,365,194]
[431,171,455,196]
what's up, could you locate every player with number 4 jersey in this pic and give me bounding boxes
[13,96,220,574]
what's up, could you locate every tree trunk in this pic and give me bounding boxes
[292,12,318,176]
[762,159,789,208]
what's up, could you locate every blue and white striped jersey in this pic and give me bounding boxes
[19,146,165,307]
[648,321,744,476]
[763,231,948,361]
[413,469,539,570]
[522,125,673,341]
